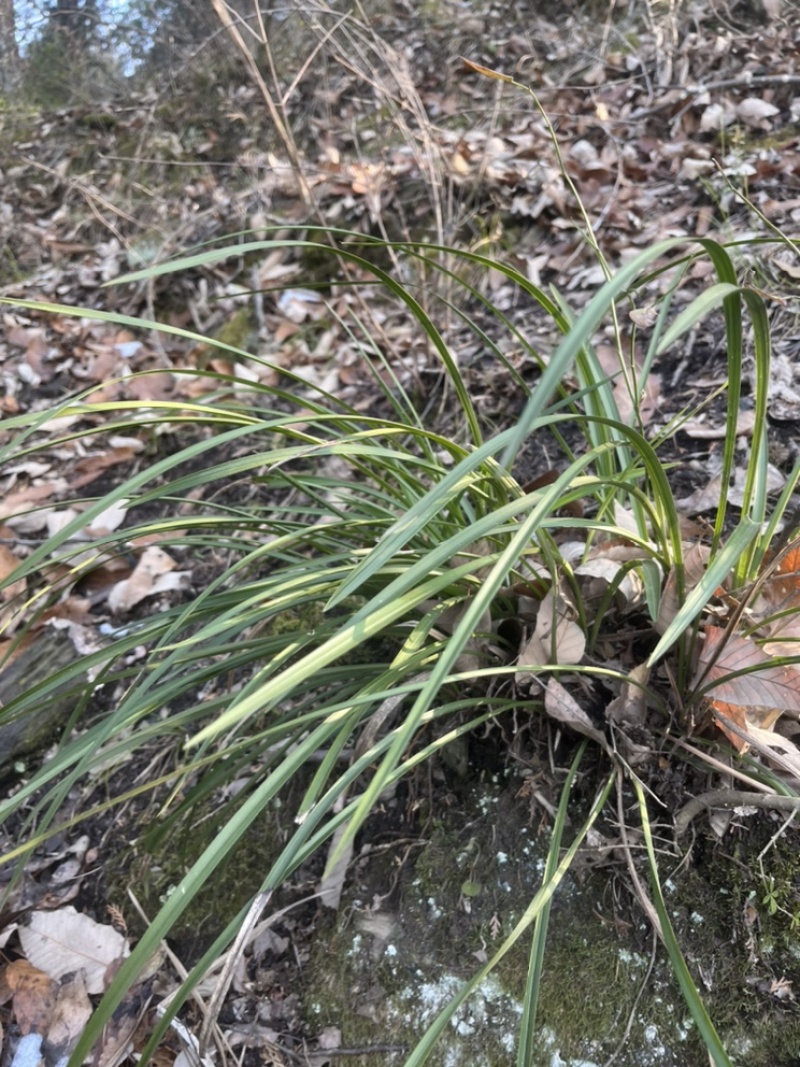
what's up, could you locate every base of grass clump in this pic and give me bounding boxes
[90,721,800,1066]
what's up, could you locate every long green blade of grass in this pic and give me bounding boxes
[634,777,733,1067]
[516,743,586,1066]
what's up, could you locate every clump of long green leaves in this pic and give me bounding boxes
[0,225,785,1067]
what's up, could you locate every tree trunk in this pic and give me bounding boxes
[0,0,22,96]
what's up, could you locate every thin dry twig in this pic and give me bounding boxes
[672,737,779,790]
[18,156,137,241]
[210,0,319,217]
[196,888,327,1056]
[127,889,229,1064]
[616,768,663,939]
[198,889,272,1057]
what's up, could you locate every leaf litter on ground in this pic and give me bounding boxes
[3,2,800,1064]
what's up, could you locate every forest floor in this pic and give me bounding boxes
[2,1,800,1065]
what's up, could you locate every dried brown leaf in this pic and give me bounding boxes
[107,546,190,613]
[696,626,800,750]
[19,908,129,994]
[736,97,780,129]
[696,626,800,714]
[544,678,607,747]
[516,592,585,679]
[44,972,92,1060]
[606,664,651,726]
[575,557,646,613]
[319,824,352,911]
[435,600,493,673]
[4,961,57,1036]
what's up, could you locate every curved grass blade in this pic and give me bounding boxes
[634,777,732,1067]
[516,743,586,1066]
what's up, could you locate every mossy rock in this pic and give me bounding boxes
[302,775,800,1066]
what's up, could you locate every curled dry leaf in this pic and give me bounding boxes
[544,678,608,748]
[736,97,780,129]
[610,502,642,536]
[614,371,661,427]
[768,348,800,419]
[629,305,658,328]
[699,100,738,132]
[679,156,716,180]
[589,347,661,427]
[0,484,66,527]
[0,545,27,635]
[69,446,142,491]
[575,557,646,613]
[107,546,191,613]
[277,288,325,324]
[606,663,651,726]
[772,257,800,281]
[434,600,494,674]
[44,972,92,1062]
[516,591,585,680]
[318,823,352,911]
[744,725,800,780]
[681,408,756,439]
[317,1026,343,1051]
[448,538,496,582]
[85,499,129,537]
[675,462,785,513]
[92,978,155,1067]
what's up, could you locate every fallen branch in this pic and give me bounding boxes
[675,789,800,836]
[632,73,800,117]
